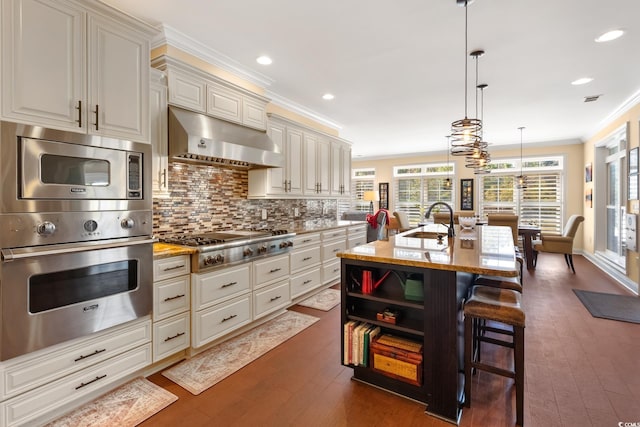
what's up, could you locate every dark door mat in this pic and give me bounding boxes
[573,289,640,324]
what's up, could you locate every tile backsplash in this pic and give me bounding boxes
[153,162,337,236]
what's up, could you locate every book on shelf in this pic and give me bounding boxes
[343,320,357,365]
[343,321,381,367]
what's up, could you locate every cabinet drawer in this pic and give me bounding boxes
[348,233,367,248]
[253,254,289,288]
[348,224,367,235]
[153,313,190,362]
[192,295,252,348]
[154,275,190,321]
[322,239,347,261]
[0,344,152,427]
[292,232,321,248]
[290,246,321,273]
[0,319,151,400]
[192,264,251,311]
[154,255,190,282]
[207,82,242,123]
[253,281,290,320]
[321,228,347,241]
[322,259,341,285]
[290,267,322,299]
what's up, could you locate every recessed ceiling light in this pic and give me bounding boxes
[595,29,624,43]
[322,93,335,100]
[571,77,593,86]
[256,56,272,65]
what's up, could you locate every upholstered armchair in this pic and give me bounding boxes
[487,213,519,246]
[532,214,584,273]
[392,211,412,232]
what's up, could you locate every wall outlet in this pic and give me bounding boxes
[261,209,267,220]
[294,208,299,217]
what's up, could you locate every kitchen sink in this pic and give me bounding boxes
[403,231,446,240]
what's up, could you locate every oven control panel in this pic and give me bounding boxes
[0,210,152,248]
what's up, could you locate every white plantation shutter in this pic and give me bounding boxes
[480,175,516,216]
[519,173,562,234]
[394,176,454,227]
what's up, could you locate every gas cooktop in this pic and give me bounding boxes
[160,229,296,272]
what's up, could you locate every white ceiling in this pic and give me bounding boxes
[102,0,640,159]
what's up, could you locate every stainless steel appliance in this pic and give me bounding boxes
[161,229,295,273]
[0,121,153,361]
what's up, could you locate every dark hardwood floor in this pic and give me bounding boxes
[141,253,640,426]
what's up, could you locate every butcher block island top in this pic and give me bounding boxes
[337,224,519,277]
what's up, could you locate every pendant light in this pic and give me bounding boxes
[450,0,482,157]
[465,49,491,174]
[516,126,527,188]
[445,135,452,188]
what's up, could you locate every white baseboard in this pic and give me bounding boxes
[578,250,638,294]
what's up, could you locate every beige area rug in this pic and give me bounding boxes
[45,377,177,427]
[162,310,319,395]
[297,288,341,311]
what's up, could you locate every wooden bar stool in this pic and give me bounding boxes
[473,254,524,291]
[464,285,525,426]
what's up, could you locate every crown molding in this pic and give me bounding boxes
[152,24,274,88]
[584,88,640,142]
[266,91,343,131]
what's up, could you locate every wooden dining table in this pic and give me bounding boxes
[518,224,542,269]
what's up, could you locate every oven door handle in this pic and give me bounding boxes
[1,237,155,261]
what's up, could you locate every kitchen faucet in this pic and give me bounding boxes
[425,202,455,237]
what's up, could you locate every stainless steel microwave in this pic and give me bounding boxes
[0,121,151,213]
[21,137,143,200]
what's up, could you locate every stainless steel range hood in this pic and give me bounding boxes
[168,106,283,168]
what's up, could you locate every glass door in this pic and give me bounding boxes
[601,129,627,267]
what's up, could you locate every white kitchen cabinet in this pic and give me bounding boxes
[347,224,367,248]
[248,120,303,197]
[253,280,290,320]
[192,294,252,349]
[152,255,190,362]
[331,139,352,197]
[1,343,151,427]
[154,56,268,130]
[253,254,290,289]
[321,228,347,285]
[207,81,242,123]
[304,133,331,196]
[1,0,153,142]
[289,232,323,299]
[0,318,151,426]
[150,68,170,197]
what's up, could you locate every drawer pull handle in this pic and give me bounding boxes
[74,348,106,362]
[302,256,312,261]
[164,294,185,302]
[269,267,281,273]
[332,248,340,252]
[75,374,107,390]
[333,268,340,273]
[222,314,237,322]
[270,295,282,302]
[163,264,185,271]
[221,281,237,288]
[76,100,82,127]
[302,239,312,243]
[94,104,99,130]
[164,332,186,342]
[303,279,313,284]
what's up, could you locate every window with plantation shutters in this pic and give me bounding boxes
[480,156,564,234]
[519,173,562,234]
[341,168,375,217]
[393,163,454,227]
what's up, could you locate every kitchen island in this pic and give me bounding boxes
[337,224,518,424]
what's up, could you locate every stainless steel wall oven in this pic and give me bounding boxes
[0,121,153,361]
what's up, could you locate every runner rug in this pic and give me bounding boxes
[45,377,178,427]
[162,310,319,395]
[573,289,640,324]
[297,288,341,311]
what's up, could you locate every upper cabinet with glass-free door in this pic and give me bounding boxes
[1,0,155,142]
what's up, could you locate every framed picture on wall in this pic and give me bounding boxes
[379,182,389,210]
[460,179,474,210]
[630,147,639,175]
[585,163,592,183]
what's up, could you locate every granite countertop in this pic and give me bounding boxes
[153,242,197,258]
[287,219,367,234]
[337,224,519,277]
